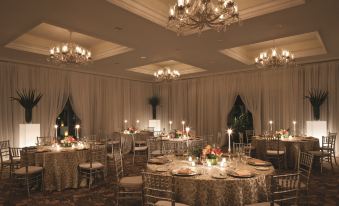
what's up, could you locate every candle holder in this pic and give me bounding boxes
[227,128,232,154]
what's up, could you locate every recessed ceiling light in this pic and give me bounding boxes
[140,56,147,59]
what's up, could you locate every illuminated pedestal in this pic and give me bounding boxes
[306,121,327,146]
[149,120,161,133]
[19,124,40,147]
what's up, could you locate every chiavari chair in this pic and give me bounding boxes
[308,134,335,173]
[265,136,286,170]
[297,152,314,203]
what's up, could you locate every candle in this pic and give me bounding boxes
[169,121,173,131]
[72,144,75,149]
[220,161,224,167]
[181,121,185,132]
[54,124,58,138]
[207,161,212,167]
[293,121,296,137]
[185,126,190,136]
[124,120,128,129]
[269,120,273,132]
[64,131,68,137]
[227,128,232,154]
[188,156,192,162]
[56,144,60,151]
[191,162,196,167]
[75,124,80,138]
[222,157,226,163]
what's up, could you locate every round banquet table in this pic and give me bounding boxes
[252,136,320,169]
[26,146,105,191]
[147,155,274,206]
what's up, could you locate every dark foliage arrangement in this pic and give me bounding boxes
[305,89,328,120]
[11,89,43,123]
[231,112,251,134]
[148,96,160,119]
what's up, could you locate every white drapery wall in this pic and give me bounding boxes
[0,62,152,145]
[154,61,339,153]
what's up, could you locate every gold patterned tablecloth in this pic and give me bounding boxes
[252,136,320,169]
[147,155,274,206]
[26,147,101,191]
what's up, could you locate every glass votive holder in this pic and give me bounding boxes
[191,162,196,167]
[188,156,192,162]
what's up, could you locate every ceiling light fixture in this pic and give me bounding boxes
[47,31,92,65]
[154,67,180,81]
[168,0,240,35]
[255,48,295,68]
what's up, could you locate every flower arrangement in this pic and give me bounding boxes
[175,130,183,138]
[61,136,77,147]
[275,129,289,138]
[202,145,223,159]
[124,127,138,134]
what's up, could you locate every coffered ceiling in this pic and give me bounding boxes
[0,0,338,82]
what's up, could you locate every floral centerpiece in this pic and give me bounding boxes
[174,130,183,138]
[275,129,289,138]
[61,136,77,147]
[124,127,138,134]
[202,145,223,165]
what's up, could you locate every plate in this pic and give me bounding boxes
[211,173,228,179]
[248,160,271,166]
[254,167,271,171]
[227,170,255,178]
[148,158,167,164]
[171,168,198,176]
[156,167,169,172]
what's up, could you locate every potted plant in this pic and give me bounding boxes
[305,89,328,120]
[10,89,43,123]
[148,96,160,119]
[231,112,251,142]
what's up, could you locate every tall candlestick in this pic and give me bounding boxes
[269,120,273,132]
[169,121,172,131]
[136,120,140,129]
[181,121,185,132]
[124,120,128,129]
[293,121,296,137]
[227,129,232,154]
[185,126,190,153]
[75,124,80,138]
[54,124,58,138]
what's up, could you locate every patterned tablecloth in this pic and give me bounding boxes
[26,146,104,191]
[147,155,274,206]
[252,136,320,169]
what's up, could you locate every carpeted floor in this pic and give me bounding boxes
[0,155,338,206]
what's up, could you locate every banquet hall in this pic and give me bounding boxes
[0,0,338,205]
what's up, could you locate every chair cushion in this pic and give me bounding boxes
[155,200,189,206]
[134,146,148,151]
[267,150,285,155]
[79,162,104,169]
[245,202,279,206]
[135,140,147,145]
[151,150,162,155]
[308,150,330,156]
[14,166,43,175]
[119,176,142,188]
[108,140,120,145]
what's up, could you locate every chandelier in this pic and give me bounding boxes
[168,0,240,35]
[47,32,92,65]
[154,68,180,81]
[255,48,295,68]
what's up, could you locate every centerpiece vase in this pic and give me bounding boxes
[207,158,218,165]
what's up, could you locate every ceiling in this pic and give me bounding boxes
[0,0,339,82]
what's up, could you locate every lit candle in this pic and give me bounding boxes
[169,121,173,131]
[54,124,58,138]
[188,156,192,162]
[64,131,68,137]
[191,162,196,167]
[185,126,190,136]
[293,121,296,137]
[181,121,185,132]
[220,161,224,167]
[269,120,273,132]
[177,0,185,7]
[207,161,212,167]
[75,124,80,138]
[56,144,60,151]
[227,129,232,154]
[222,157,226,163]
[124,120,128,129]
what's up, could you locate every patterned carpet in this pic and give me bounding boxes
[0,155,338,206]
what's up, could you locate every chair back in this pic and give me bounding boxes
[265,135,284,153]
[147,138,162,158]
[113,151,124,181]
[297,152,313,187]
[89,143,106,169]
[142,171,175,206]
[245,130,255,143]
[322,134,336,150]
[233,142,244,154]
[9,147,22,160]
[0,146,10,164]
[270,173,300,205]
[0,140,10,149]
[36,136,52,146]
[188,139,205,155]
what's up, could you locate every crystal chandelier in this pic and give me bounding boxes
[154,68,180,81]
[168,0,240,35]
[255,48,295,68]
[47,32,92,65]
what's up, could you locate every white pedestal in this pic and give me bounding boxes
[19,124,40,147]
[149,120,161,132]
[306,121,327,146]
